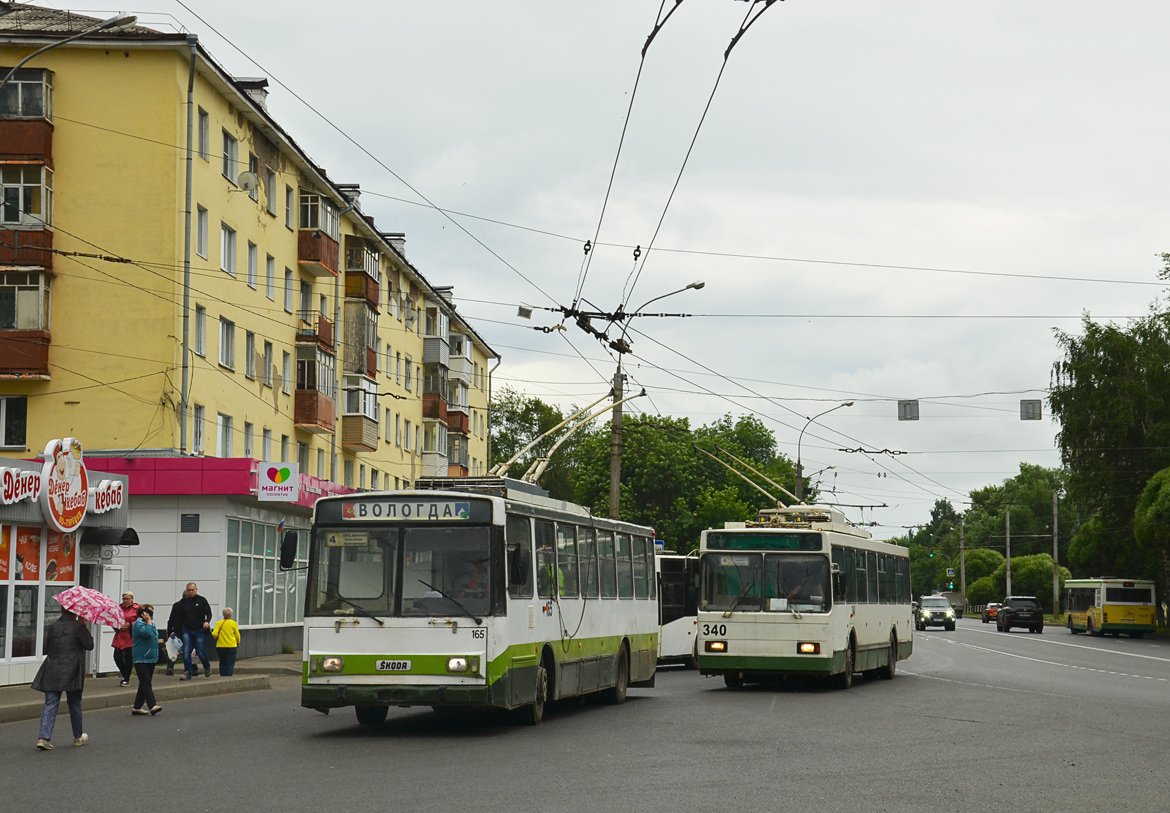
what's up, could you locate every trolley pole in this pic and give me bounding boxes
[1005,510,1012,596]
[1053,491,1060,618]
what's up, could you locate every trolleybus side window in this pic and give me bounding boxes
[309,528,398,616]
[633,536,649,599]
[579,527,599,598]
[866,552,878,603]
[645,539,656,599]
[536,520,556,598]
[1106,586,1153,603]
[854,549,866,604]
[599,530,617,598]
[831,546,846,602]
[616,534,634,599]
[557,523,579,598]
[506,514,533,599]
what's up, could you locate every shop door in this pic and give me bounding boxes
[96,565,123,675]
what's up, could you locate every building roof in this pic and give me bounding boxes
[0,2,159,37]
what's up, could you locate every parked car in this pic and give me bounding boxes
[997,596,1044,633]
[982,603,1001,623]
[916,596,956,631]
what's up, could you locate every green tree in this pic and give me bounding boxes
[987,554,1072,613]
[488,387,584,501]
[960,548,1005,584]
[966,576,997,605]
[1132,467,1170,612]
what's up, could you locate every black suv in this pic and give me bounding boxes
[916,596,956,631]
[996,596,1044,633]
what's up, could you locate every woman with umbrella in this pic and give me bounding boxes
[32,606,93,750]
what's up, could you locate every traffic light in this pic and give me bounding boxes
[948,582,954,590]
[929,549,934,558]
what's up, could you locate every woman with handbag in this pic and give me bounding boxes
[33,608,93,750]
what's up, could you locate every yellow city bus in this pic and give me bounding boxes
[1065,578,1156,638]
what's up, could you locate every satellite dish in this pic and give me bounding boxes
[238,171,259,193]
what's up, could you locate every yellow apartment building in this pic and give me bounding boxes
[0,4,499,667]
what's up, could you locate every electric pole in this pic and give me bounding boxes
[609,362,625,519]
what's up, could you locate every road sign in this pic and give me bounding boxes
[946,568,955,577]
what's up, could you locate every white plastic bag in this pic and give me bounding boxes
[165,636,183,662]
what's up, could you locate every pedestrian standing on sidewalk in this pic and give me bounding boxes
[210,607,241,676]
[164,598,183,676]
[32,608,93,750]
[176,582,213,680]
[112,591,139,687]
[131,605,163,716]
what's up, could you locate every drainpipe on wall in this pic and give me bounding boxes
[179,35,198,453]
[486,355,501,471]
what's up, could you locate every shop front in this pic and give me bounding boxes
[0,439,132,687]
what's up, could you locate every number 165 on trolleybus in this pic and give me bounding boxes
[282,477,659,726]
[696,505,913,689]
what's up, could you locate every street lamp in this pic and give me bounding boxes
[608,280,705,518]
[795,401,853,503]
[0,13,138,96]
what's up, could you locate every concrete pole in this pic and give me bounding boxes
[609,361,624,519]
[1005,509,1012,596]
[1053,491,1060,617]
[960,516,966,601]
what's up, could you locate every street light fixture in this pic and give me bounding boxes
[0,13,138,96]
[608,280,705,518]
[795,401,853,503]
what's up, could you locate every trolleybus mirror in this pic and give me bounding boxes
[832,571,846,602]
[279,530,298,570]
[509,545,531,585]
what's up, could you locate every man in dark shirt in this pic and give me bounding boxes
[176,582,213,680]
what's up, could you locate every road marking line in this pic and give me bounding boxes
[920,634,1168,682]
[961,626,1170,664]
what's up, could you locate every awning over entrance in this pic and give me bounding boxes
[80,526,139,546]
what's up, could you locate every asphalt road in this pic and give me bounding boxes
[4,617,1169,812]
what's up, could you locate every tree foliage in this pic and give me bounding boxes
[984,554,1071,612]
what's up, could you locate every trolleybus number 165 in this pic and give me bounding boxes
[375,660,412,672]
[702,624,727,636]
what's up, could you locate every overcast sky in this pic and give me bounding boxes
[75,1,1170,534]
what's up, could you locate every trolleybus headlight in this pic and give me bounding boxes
[705,641,727,653]
[797,642,820,655]
[447,657,470,673]
[320,656,343,672]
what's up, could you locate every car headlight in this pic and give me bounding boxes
[446,657,469,673]
[946,609,955,618]
[320,656,343,672]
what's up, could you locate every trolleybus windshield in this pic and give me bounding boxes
[702,552,830,613]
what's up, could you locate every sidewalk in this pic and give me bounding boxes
[0,652,302,725]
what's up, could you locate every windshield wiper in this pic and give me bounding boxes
[324,591,385,626]
[722,581,756,619]
[418,579,482,625]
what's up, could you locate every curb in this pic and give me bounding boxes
[0,675,272,726]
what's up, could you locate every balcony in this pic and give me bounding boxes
[294,389,334,434]
[446,410,469,435]
[423,393,448,423]
[366,346,377,377]
[295,310,333,351]
[446,463,469,477]
[0,329,50,378]
[448,354,472,384]
[341,414,378,452]
[344,270,379,308]
[298,229,339,277]
[0,119,53,163]
[0,229,52,268]
[423,335,450,367]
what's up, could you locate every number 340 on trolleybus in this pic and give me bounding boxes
[696,504,913,689]
[281,477,659,726]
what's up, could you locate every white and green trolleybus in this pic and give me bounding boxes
[696,504,913,689]
[285,477,658,725]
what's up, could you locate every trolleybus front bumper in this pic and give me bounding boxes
[303,680,506,711]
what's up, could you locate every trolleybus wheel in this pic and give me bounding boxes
[834,641,855,690]
[1068,615,1078,634]
[354,705,388,727]
[1087,619,1095,637]
[723,672,743,689]
[880,634,897,680]
[605,646,630,705]
[518,663,547,726]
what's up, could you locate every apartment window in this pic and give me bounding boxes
[285,185,294,229]
[243,422,254,458]
[342,374,378,420]
[299,280,312,315]
[263,340,273,387]
[415,426,421,456]
[0,396,27,448]
[317,448,325,479]
[0,68,53,119]
[385,408,392,443]
[297,441,309,471]
[262,428,272,460]
[220,223,236,276]
[193,404,205,454]
[423,421,447,454]
[320,294,328,316]
[245,331,256,379]
[195,206,208,258]
[371,469,380,490]
[298,191,340,240]
[222,130,238,181]
[395,352,401,384]
[395,413,402,447]
[0,165,53,227]
[265,168,277,215]
[281,435,290,463]
[284,269,293,313]
[384,345,392,377]
[217,414,233,457]
[296,344,336,399]
[403,419,412,451]
[247,242,257,288]
[0,270,50,330]
[247,154,259,201]
[197,107,209,159]
[404,356,413,391]
[218,317,235,369]
[265,255,275,300]
[194,305,206,356]
[282,351,291,394]
[359,465,366,490]
[344,459,354,488]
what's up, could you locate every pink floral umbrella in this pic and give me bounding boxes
[54,585,127,628]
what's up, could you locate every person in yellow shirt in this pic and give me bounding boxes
[210,608,241,676]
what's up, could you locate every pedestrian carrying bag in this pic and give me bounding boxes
[165,636,183,662]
